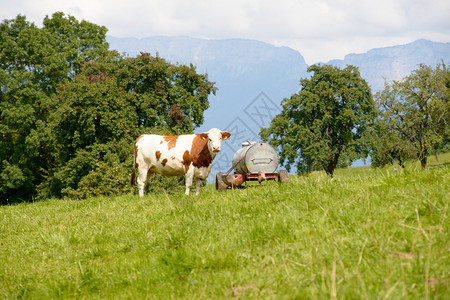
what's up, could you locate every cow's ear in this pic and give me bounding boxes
[221,132,231,140]
[200,133,208,140]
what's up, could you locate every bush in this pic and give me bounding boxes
[66,161,133,199]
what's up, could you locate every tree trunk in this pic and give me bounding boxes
[419,144,428,169]
[323,161,334,177]
[420,155,427,169]
[324,166,334,177]
[323,152,340,177]
[434,145,439,162]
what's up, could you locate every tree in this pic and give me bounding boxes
[374,63,449,168]
[430,63,450,159]
[116,52,217,134]
[40,52,217,199]
[1,13,217,203]
[0,13,108,203]
[260,64,375,176]
[365,115,416,168]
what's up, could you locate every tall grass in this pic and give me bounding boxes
[1,155,448,299]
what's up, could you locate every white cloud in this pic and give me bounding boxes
[1,0,449,64]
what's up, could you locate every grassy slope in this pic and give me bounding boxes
[0,154,449,299]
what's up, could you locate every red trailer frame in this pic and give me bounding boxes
[215,170,288,191]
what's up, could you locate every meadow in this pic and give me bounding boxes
[1,154,449,299]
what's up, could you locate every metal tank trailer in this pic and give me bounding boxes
[215,141,289,191]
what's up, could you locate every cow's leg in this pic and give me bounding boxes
[195,178,203,195]
[137,167,150,197]
[185,171,194,196]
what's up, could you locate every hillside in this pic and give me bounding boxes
[1,155,448,298]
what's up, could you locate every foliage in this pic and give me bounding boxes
[0,13,109,203]
[1,154,448,298]
[116,52,217,134]
[366,116,416,168]
[373,63,450,168]
[260,64,375,176]
[41,53,216,199]
[0,14,216,203]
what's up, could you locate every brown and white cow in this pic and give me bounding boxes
[131,128,231,196]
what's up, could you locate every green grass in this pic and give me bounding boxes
[1,155,449,299]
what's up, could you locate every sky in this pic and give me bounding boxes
[1,0,449,64]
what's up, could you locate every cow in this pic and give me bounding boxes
[131,128,231,196]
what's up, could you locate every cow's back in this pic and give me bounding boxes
[135,134,196,176]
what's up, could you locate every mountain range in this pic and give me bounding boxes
[329,39,450,94]
[106,36,450,178]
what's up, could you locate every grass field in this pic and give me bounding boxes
[1,154,449,299]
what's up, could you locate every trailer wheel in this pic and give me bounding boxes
[215,172,228,191]
[278,169,289,183]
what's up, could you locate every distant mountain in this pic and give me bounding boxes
[107,36,308,133]
[107,36,449,178]
[328,39,450,92]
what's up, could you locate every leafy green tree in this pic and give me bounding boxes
[374,63,449,168]
[0,13,108,203]
[38,57,136,198]
[365,116,416,168]
[1,13,216,202]
[430,63,450,159]
[41,52,217,199]
[260,64,375,176]
[116,52,217,134]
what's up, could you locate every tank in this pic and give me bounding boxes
[231,141,279,174]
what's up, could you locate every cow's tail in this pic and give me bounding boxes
[131,145,136,186]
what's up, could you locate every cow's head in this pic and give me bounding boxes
[200,128,231,154]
